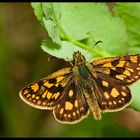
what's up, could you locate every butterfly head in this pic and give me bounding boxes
[72,51,86,65]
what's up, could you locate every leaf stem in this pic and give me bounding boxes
[51,4,110,58]
[60,26,109,57]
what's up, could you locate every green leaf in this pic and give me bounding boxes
[33,3,140,112]
[43,17,61,45]
[114,3,140,52]
[114,3,140,111]
[56,3,128,53]
[41,3,62,44]
[31,3,44,22]
[41,38,92,61]
[33,3,128,59]
[129,81,140,111]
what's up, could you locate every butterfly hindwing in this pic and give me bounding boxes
[92,54,140,85]
[19,68,72,110]
[53,81,89,124]
[92,72,132,112]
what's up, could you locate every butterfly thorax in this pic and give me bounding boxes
[72,51,97,80]
[72,52,91,80]
[72,51,86,65]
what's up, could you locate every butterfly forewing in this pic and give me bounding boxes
[53,81,89,124]
[19,68,72,110]
[92,54,140,85]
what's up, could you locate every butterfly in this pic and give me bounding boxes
[19,51,140,124]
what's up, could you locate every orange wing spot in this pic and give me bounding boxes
[73,112,76,116]
[102,63,113,67]
[56,76,64,82]
[109,102,112,105]
[121,91,127,97]
[54,92,60,99]
[64,114,67,117]
[111,67,116,70]
[130,56,137,63]
[113,101,116,105]
[135,75,139,79]
[42,102,47,106]
[118,100,122,103]
[123,70,131,76]
[80,107,84,111]
[26,94,31,98]
[68,114,71,118]
[60,108,64,114]
[120,74,127,78]
[111,88,119,98]
[68,90,74,97]
[136,67,140,70]
[33,99,36,103]
[42,91,48,98]
[102,102,107,105]
[35,96,40,100]
[52,92,60,99]
[49,102,54,106]
[127,79,132,83]
[37,100,41,105]
[43,82,53,88]
[104,92,109,99]
[77,110,80,114]
[47,92,52,99]
[65,101,73,110]
[23,89,29,95]
[116,75,124,80]
[138,72,140,75]
[102,81,108,87]
[31,83,39,92]
[32,94,35,99]
[57,104,60,108]
[116,61,126,67]
[122,86,126,90]
[55,83,59,87]
[127,68,134,72]
[74,100,78,108]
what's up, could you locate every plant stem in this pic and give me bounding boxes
[51,4,110,58]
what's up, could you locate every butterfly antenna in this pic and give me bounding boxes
[66,57,74,66]
[92,40,102,48]
[84,40,103,57]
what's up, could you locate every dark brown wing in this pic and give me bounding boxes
[92,72,132,112]
[19,68,72,110]
[53,80,89,124]
[91,54,140,85]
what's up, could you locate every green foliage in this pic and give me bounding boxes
[113,2,140,112]
[114,3,140,54]
[31,3,128,61]
[31,2,140,114]
[31,3,43,22]
[1,3,140,137]
[130,81,140,111]
[30,3,140,137]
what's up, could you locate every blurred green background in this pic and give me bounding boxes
[0,3,140,137]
